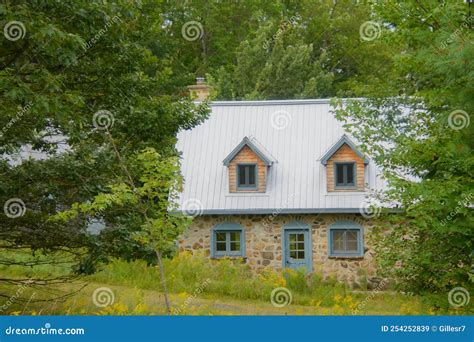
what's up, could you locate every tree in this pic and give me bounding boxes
[210,20,335,100]
[158,0,282,84]
[0,0,207,296]
[209,0,391,100]
[53,135,187,313]
[333,1,473,295]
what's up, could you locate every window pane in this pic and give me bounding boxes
[289,234,296,243]
[247,165,256,185]
[289,242,297,251]
[297,251,305,259]
[290,251,297,259]
[216,242,226,251]
[332,230,344,251]
[216,232,226,242]
[238,166,246,185]
[230,241,240,251]
[336,164,344,184]
[346,230,358,251]
[229,231,240,242]
[346,164,354,184]
[297,242,305,250]
[346,230,358,241]
[346,239,358,252]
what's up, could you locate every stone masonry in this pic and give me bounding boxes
[178,214,378,287]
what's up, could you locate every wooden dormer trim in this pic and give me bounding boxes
[223,136,274,166]
[223,137,275,193]
[228,146,267,193]
[320,135,369,166]
[320,135,368,192]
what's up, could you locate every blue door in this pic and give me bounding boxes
[284,229,311,271]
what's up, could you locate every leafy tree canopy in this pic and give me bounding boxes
[0,0,207,287]
[334,0,473,294]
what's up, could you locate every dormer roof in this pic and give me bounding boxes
[319,134,369,165]
[223,136,275,166]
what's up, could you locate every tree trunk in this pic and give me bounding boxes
[155,249,171,314]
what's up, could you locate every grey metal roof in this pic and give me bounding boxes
[176,99,385,215]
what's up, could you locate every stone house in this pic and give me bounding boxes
[177,82,385,286]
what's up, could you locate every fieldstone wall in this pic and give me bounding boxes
[178,214,378,287]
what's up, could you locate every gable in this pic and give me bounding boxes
[319,135,369,166]
[223,136,274,166]
[227,146,267,193]
[326,144,366,192]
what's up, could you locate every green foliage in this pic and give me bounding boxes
[210,24,335,100]
[0,0,207,291]
[90,251,349,307]
[208,0,391,99]
[1,0,471,307]
[0,250,463,315]
[333,1,474,293]
[53,147,188,258]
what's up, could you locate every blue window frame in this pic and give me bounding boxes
[334,162,356,188]
[211,223,245,258]
[237,163,257,190]
[328,221,364,257]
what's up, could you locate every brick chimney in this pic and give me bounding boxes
[187,77,210,101]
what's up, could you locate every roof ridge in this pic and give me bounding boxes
[209,98,363,107]
[210,99,332,106]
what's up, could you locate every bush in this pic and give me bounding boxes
[89,251,349,306]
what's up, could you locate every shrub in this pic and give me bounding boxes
[89,251,349,306]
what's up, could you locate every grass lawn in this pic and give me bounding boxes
[0,251,470,315]
[1,281,432,316]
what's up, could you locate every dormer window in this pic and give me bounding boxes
[237,164,257,189]
[335,162,356,188]
[223,136,275,193]
[319,135,369,192]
